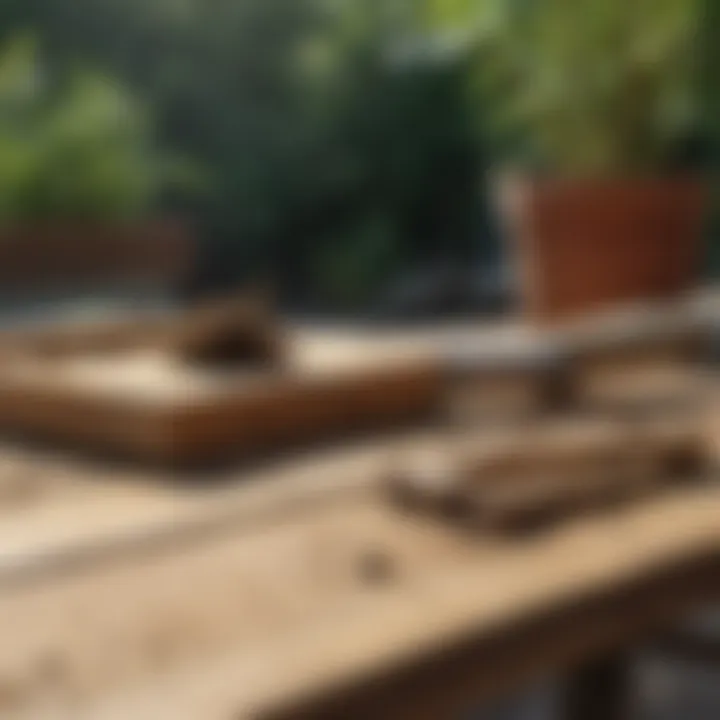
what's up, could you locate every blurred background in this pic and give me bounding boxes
[0,0,482,318]
[0,0,706,322]
[0,0,713,319]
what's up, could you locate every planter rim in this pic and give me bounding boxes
[491,172,707,191]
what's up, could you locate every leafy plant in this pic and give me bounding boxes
[427,0,704,176]
[314,213,402,309]
[0,35,193,224]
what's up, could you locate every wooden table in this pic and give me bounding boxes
[0,304,715,719]
[2,445,706,720]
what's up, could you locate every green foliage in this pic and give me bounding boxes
[428,0,705,176]
[289,0,484,303]
[0,36,186,224]
[314,213,402,308]
[0,0,491,305]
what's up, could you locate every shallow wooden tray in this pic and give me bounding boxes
[0,341,443,467]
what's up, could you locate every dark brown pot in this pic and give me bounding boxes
[0,218,192,291]
[498,177,707,324]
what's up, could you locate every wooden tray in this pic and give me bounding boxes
[0,345,442,467]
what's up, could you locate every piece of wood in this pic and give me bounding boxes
[167,288,284,368]
[445,373,548,423]
[385,416,710,534]
[443,342,574,423]
[554,302,709,415]
[636,420,707,481]
[470,472,632,534]
[386,450,463,513]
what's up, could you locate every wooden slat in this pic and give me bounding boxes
[388,414,711,534]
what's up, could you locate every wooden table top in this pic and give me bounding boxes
[0,424,717,719]
[0,294,715,718]
[82,484,720,720]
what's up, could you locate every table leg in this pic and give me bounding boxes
[560,653,635,720]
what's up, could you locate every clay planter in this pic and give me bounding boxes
[498,177,707,324]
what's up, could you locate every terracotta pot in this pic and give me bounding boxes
[0,218,192,291]
[497,177,707,324]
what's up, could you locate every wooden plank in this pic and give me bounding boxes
[387,414,711,533]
